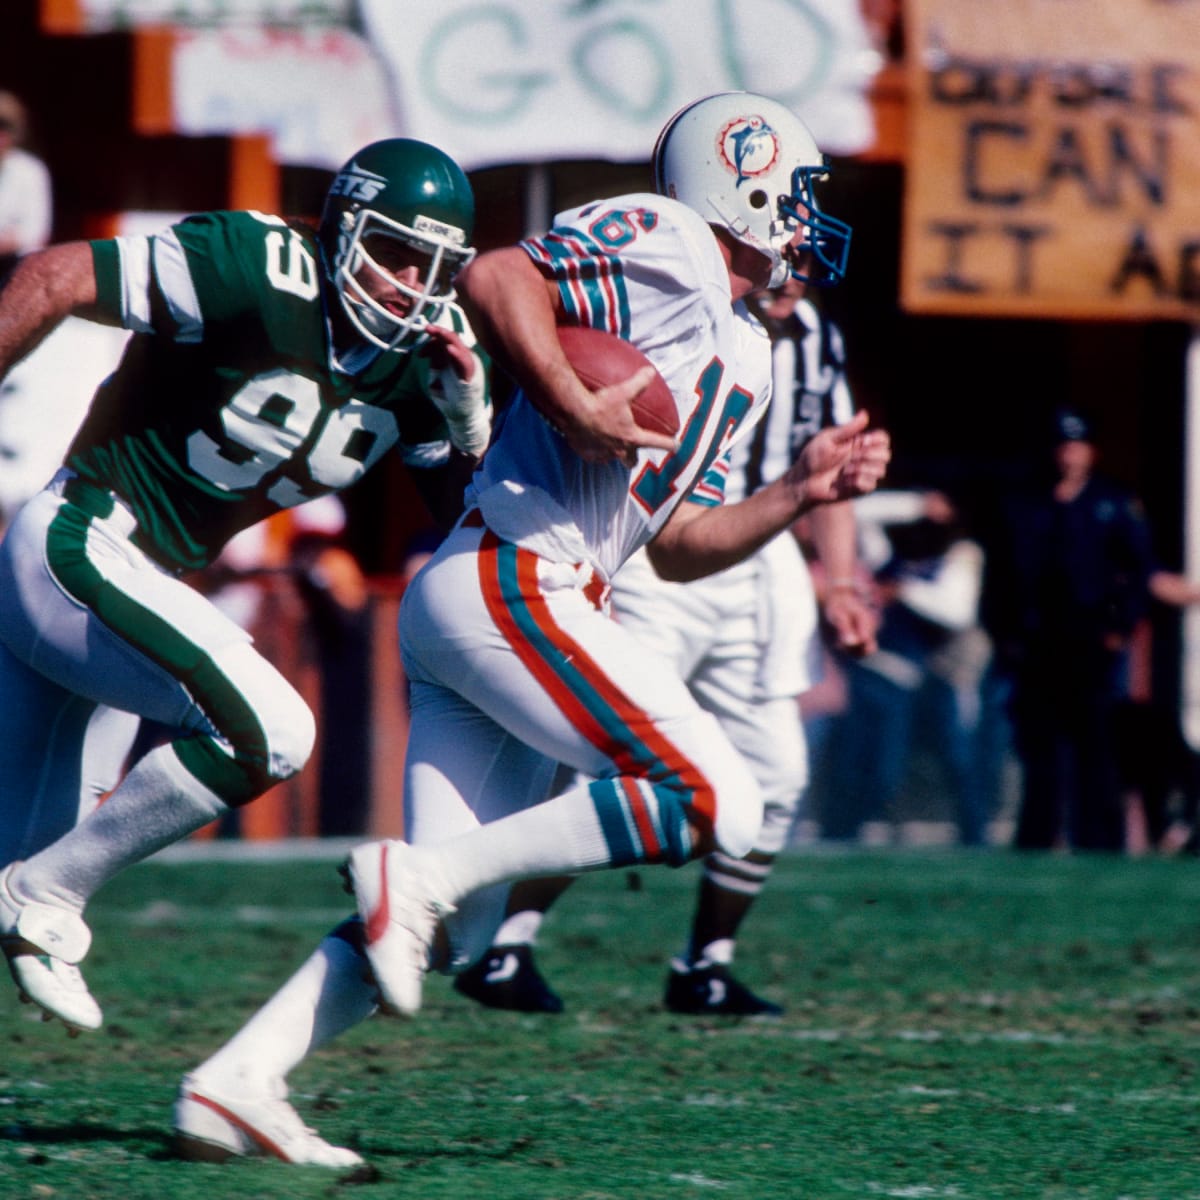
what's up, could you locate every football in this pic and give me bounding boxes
[556,325,679,437]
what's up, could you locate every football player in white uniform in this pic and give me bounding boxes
[174,92,889,1166]
[453,276,875,1016]
[0,139,491,1118]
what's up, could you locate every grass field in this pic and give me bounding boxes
[4,846,1200,1199]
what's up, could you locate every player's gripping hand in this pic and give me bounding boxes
[557,366,679,468]
[422,324,493,457]
[790,411,890,505]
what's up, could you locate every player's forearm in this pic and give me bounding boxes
[456,248,584,432]
[0,242,101,377]
[809,499,859,583]
[648,475,809,582]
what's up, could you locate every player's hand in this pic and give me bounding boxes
[422,323,478,379]
[822,588,880,657]
[423,325,492,457]
[558,366,678,467]
[791,411,890,505]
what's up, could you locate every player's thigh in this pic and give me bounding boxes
[0,490,299,745]
[80,705,142,813]
[403,533,727,784]
[403,532,762,856]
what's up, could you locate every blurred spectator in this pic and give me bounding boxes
[987,408,1156,852]
[0,91,52,288]
[822,488,992,845]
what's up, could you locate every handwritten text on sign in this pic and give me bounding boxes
[901,0,1200,320]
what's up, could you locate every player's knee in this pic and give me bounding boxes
[752,771,805,857]
[756,736,807,810]
[755,794,798,856]
[653,757,764,863]
[261,690,315,781]
[710,764,764,860]
[215,689,314,803]
[208,642,314,792]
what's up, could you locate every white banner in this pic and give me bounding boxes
[57,0,354,28]
[170,28,397,169]
[360,0,880,168]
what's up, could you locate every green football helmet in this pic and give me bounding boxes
[319,138,476,353]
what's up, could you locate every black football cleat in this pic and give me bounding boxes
[453,944,564,1014]
[663,960,783,1016]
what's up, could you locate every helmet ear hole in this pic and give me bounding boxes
[748,189,769,210]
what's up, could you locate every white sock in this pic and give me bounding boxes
[492,909,546,947]
[12,743,228,912]
[429,783,613,903]
[692,938,735,968]
[192,930,378,1097]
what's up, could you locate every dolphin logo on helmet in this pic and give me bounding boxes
[719,115,781,186]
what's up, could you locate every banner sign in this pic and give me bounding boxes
[359,0,880,168]
[170,28,396,169]
[49,0,354,28]
[901,0,1200,320]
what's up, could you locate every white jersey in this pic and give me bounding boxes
[0,147,52,255]
[465,194,771,583]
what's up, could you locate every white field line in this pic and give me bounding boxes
[150,836,360,863]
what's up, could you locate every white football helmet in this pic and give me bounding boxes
[652,92,851,288]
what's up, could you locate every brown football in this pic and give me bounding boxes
[556,325,679,437]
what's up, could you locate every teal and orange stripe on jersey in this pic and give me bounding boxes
[520,229,631,339]
[476,529,708,866]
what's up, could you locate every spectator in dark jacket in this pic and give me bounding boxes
[989,408,1156,852]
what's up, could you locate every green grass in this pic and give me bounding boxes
[4,848,1200,1199]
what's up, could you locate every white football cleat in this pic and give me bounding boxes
[343,840,455,1017]
[173,1074,364,1168]
[0,864,101,1033]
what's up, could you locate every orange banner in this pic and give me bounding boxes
[901,0,1200,320]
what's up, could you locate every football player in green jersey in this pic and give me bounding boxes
[0,139,492,1051]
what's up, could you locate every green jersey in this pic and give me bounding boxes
[69,210,479,572]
